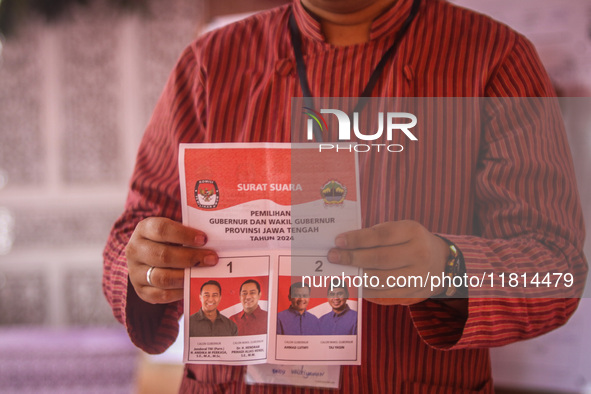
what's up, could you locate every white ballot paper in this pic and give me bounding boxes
[179,143,362,387]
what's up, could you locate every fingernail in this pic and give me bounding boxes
[327,249,341,264]
[204,254,218,266]
[194,234,207,246]
[335,235,347,248]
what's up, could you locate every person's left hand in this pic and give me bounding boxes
[327,220,450,305]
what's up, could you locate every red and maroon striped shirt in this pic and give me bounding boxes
[103,0,587,392]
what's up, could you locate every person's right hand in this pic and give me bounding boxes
[125,217,219,304]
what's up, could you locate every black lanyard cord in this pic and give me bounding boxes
[289,0,422,141]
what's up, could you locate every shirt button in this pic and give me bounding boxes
[275,59,294,76]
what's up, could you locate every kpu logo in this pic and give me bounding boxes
[303,108,418,153]
[195,180,219,209]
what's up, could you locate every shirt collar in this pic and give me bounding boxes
[288,306,308,316]
[292,0,418,44]
[331,304,351,317]
[196,309,222,321]
[239,305,262,319]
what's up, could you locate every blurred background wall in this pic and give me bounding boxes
[0,1,208,392]
[0,0,206,327]
[0,0,590,393]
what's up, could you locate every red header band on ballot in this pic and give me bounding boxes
[183,145,357,210]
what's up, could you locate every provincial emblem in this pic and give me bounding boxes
[321,180,346,206]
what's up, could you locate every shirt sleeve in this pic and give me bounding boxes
[409,34,588,350]
[102,44,206,354]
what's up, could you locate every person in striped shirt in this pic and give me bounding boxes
[103,0,587,392]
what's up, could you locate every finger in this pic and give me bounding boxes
[335,220,421,249]
[137,286,184,305]
[129,237,218,269]
[137,217,208,247]
[143,266,185,289]
[327,243,417,269]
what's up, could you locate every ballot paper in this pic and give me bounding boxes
[179,143,362,368]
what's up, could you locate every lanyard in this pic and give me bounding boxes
[289,0,422,141]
